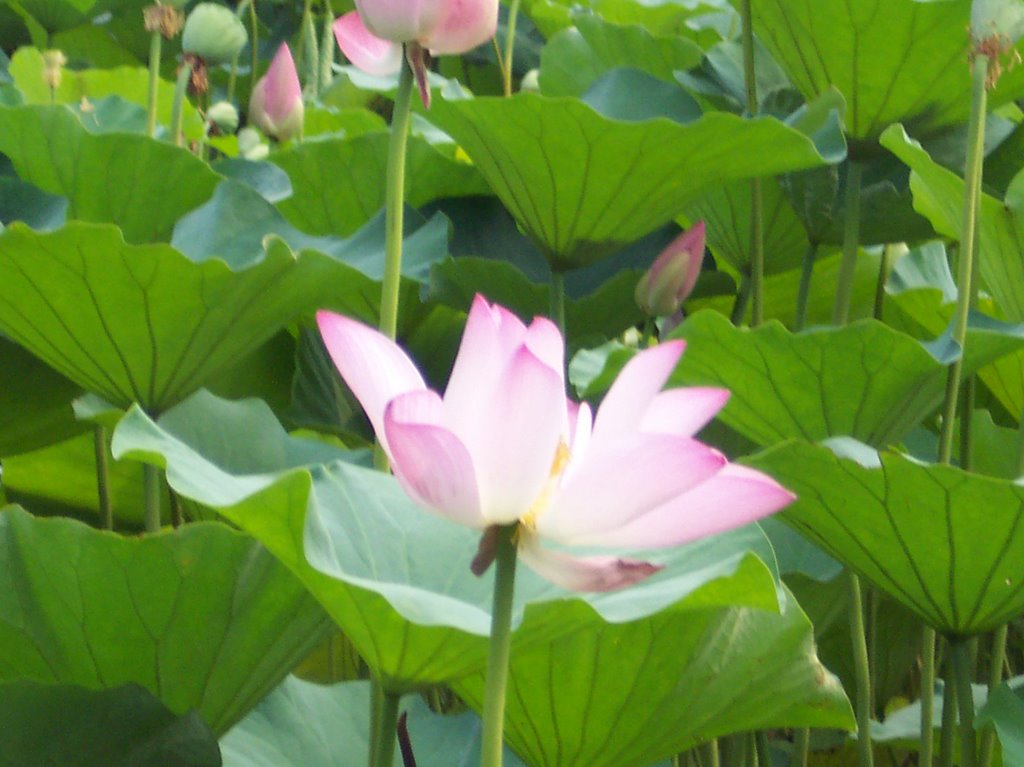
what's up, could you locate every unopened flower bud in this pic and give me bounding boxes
[206,101,239,133]
[182,3,248,65]
[42,49,66,91]
[248,44,304,141]
[634,221,706,318]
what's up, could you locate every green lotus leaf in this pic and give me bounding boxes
[112,390,781,689]
[0,103,215,242]
[452,586,852,767]
[0,680,221,767]
[747,440,1024,635]
[740,0,1024,144]
[0,506,330,734]
[428,90,845,269]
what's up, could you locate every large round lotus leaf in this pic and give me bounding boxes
[452,587,852,767]
[0,104,216,242]
[747,441,1024,636]
[0,681,221,767]
[428,91,844,269]
[740,0,1024,144]
[0,221,442,412]
[0,507,331,734]
[111,390,782,690]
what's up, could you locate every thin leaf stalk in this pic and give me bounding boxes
[549,272,566,339]
[938,54,987,465]
[370,686,402,767]
[847,570,875,767]
[379,51,415,341]
[978,624,1008,767]
[320,4,335,92]
[739,0,764,326]
[501,0,522,96]
[170,61,192,147]
[480,524,519,767]
[921,627,936,767]
[94,426,112,530]
[832,161,862,325]
[952,640,977,767]
[939,656,957,767]
[794,242,818,331]
[146,31,162,137]
[795,728,810,767]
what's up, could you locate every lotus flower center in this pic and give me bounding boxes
[519,440,571,534]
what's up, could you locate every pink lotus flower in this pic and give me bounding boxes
[317,297,793,592]
[249,43,304,141]
[332,0,497,77]
[635,221,706,318]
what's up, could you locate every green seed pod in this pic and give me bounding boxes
[206,101,239,133]
[182,3,248,65]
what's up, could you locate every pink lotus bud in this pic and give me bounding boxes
[634,221,706,318]
[333,0,497,75]
[248,43,304,141]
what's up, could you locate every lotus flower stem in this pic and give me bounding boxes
[978,624,1008,767]
[705,738,720,767]
[921,627,936,767]
[480,524,518,767]
[847,570,874,767]
[170,61,192,147]
[501,0,522,96]
[739,0,764,326]
[302,9,320,98]
[730,277,750,325]
[873,244,897,321]
[142,463,161,533]
[248,0,259,98]
[93,426,112,530]
[794,242,818,331]
[146,32,162,137]
[831,161,862,325]
[378,52,415,341]
[320,5,335,92]
[952,640,977,767]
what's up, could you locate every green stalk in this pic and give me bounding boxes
[706,739,720,767]
[320,4,335,93]
[832,161,863,325]
[873,244,897,321]
[501,0,522,96]
[739,0,764,326]
[795,728,810,767]
[480,524,519,767]
[730,277,750,325]
[979,625,1008,767]
[921,627,936,767]
[952,641,977,767]
[249,0,259,95]
[142,463,161,533]
[754,732,771,766]
[146,31,162,137]
[940,655,958,767]
[368,677,383,766]
[370,687,402,767]
[640,317,656,348]
[938,54,987,464]
[848,570,875,767]
[794,242,818,330]
[379,51,415,341]
[549,272,566,338]
[170,61,192,147]
[94,426,112,530]
[302,9,320,98]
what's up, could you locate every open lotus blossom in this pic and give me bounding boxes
[248,43,304,141]
[317,297,794,592]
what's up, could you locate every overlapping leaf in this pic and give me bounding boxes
[428,91,845,268]
[748,441,1024,635]
[112,390,782,689]
[0,506,331,734]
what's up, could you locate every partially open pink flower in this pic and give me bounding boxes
[249,43,304,141]
[317,296,793,592]
[635,221,706,318]
[332,0,497,77]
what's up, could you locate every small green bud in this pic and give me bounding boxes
[206,101,239,133]
[519,69,540,93]
[182,3,248,65]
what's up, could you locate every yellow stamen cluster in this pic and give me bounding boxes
[518,440,571,535]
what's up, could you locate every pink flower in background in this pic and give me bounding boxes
[317,296,793,592]
[332,0,497,77]
[635,221,706,318]
[248,43,304,141]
